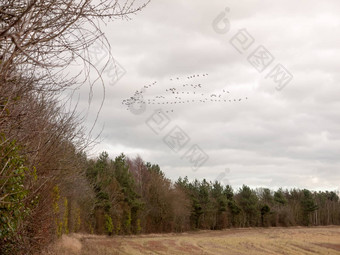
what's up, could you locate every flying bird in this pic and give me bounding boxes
[121,73,248,113]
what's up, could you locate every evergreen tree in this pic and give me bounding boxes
[237,185,259,227]
[301,189,318,226]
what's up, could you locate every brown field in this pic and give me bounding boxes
[45,226,340,255]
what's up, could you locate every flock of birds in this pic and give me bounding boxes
[122,74,248,114]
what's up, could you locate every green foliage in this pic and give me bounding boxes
[86,152,110,184]
[52,185,63,237]
[260,205,271,226]
[115,221,121,235]
[124,210,132,234]
[57,221,63,238]
[53,185,60,214]
[52,186,71,236]
[212,181,228,212]
[261,205,270,215]
[274,189,287,205]
[114,154,143,233]
[228,200,241,215]
[63,198,69,234]
[0,136,33,253]
[114,154,139,205]
[146,162,164,177]
[86,152,144,235]
[261,188,274,205]
[105,214,114,235]
[237,185,259,226]
[301,189,319,225]
[74,207,81,232]
[136,218,142,234]
[223,185,234,200]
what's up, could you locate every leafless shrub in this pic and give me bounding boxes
[0,0,149,253]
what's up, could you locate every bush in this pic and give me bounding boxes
[0,135,35,254]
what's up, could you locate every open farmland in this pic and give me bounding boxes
[47,226,340,255]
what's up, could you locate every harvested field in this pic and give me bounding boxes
[45,226,340,255]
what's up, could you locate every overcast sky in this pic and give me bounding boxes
[74,0,340,191]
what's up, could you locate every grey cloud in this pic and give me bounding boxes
[74,0,340,192]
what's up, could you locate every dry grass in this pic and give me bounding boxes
[44,226,340,255]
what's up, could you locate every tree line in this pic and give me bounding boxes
[42,152,340,238]
[49,151,340,238]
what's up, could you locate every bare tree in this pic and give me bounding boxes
[0,0,150,253]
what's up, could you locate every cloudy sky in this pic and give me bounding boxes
[74,0,340,191]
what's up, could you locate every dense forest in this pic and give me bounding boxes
[0,1,340,255]
[83,152,340,234]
